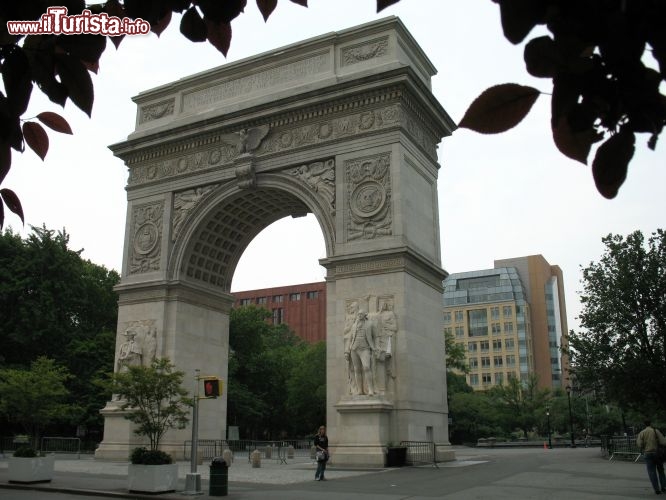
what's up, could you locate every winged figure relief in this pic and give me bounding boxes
[220,124,270,154]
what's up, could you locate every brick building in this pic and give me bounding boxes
[232,282,326,343]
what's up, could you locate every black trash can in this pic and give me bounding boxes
[209,457,228,496]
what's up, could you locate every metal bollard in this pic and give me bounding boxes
[287,445,295,459]
[251,449,261,468]
[223,448,233,466]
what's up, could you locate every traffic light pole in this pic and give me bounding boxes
[183,369,201,495]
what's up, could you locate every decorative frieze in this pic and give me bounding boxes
[341,36,389,66]
[345,152,393,241]
[129,201,163,274]
[182,52,331,112]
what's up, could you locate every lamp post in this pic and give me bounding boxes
[566,385,576,448]
[546,406,552,449]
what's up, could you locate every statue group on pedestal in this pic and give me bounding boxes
[343,298,397,397]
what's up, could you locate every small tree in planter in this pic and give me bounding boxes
[108,358,192,493]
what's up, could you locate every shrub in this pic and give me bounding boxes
[13,446,38,457]
[130,447,173,465]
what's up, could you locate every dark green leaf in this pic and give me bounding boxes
[592,129,635,199]
[0,139,10,184]
[496,0,547,44]
[290,0,308,6]
[2,46,33,116]
[151,10,172,36]
[206,19,232,57]
[0,187,24,224]
[551,115,596,165]
[22,121,49,160]
[56,34,107,66]
[198,0,246,24]
[524,36,558,78]
[458,83,540,134]
[55,53,94,116]
[257,0,277,22]
[377,0,400,12]
[37,111,73,135]
[180,6,207,43]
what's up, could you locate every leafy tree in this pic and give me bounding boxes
[0,356,73,444]
[488,374,551,438]
[0,226,119,429]
[567,229,666,415]
[444,328,468,373]
[2,1,664,226]
[227,305,308,439]
[286,341,326,436]
[107,358,192,451]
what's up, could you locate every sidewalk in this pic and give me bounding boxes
[0,446,657,499]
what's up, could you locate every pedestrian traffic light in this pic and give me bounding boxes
[203,377,222,398]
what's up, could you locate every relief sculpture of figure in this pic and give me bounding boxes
[342,301,359,394]
[116,328,143,373]
[344,309,376,396]
[374,302,397,395]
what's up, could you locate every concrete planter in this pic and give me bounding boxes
[128,463,179,493]
[8,454,55,483]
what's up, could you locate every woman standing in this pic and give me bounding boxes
[314,425,329,481]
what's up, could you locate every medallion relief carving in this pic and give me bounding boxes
[129,201,163,274]
[288,159,335,213]
[345,152,393,240]
[172,185,218,242]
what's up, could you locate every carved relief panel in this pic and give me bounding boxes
[288,159,336,214]
[172,185,218,242]
[129,201,163,274]
[116,319,159,373]
[344,152,393,241]
[342,294,397,399]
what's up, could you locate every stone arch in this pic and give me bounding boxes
[169,173,336,291]
[96,17,457,465]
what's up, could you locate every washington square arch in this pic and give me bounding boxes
[96,17,457,466]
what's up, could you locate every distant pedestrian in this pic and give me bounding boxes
[636,419,666,494]
[314,425,329,481]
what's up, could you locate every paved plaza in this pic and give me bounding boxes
[0,446,659,499]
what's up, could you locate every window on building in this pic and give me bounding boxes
[480,340,489,352]
[482,373,492,385]
[455,325,465,338]
[239,298,251,306]
[444,327,452,337]
[469,374,479,386]
[444,311,451,323]
[454,310,464,322]
[491,322,501,336]
[503,306,512,318]
[506,355,516,367]
[469,357,479,369]
[272,308,284,325]
[490,306,499,320]
[504,322,514,334]
[493,339,502,351]
[256,296,267,305]
[289,293,301,301]
[494,356,503,367]
[468,309,488,337]
[273,295,283,303]
[505,338,515,350]
[467,342,478,353]
[481,356,491,368]
[306,291,319,299]
[494,372,504,384]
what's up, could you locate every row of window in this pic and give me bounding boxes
[465,338,515,352]
[468,354,516,369]
[445,322,515,338]
[469,372,517,386]
[444,305,514,324]
[238,290,319,306]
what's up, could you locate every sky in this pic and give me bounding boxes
[5,0,665,333]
